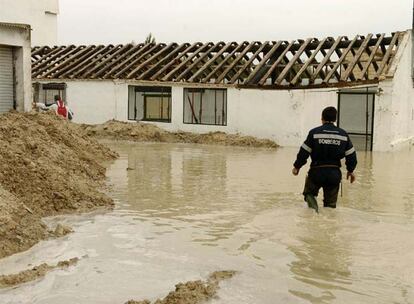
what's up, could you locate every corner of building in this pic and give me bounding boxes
[377,30,414,151]
[0,23,32,113]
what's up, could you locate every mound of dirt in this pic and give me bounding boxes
[0,187,46,260]
[0,112,117,259]
[125,270,236,304]
[83,120,278,148]
[0,257,79,288]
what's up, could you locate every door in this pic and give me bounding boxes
[0,46,14,113]
[338,90,375,151]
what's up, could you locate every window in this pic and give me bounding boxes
[183,88,227,125]
[33,83,66,106]
[128,86,171,122]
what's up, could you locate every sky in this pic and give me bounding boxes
[58,0,413,45]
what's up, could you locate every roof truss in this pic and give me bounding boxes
[31,32,406,88]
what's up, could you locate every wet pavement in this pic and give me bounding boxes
[0,141,413,304]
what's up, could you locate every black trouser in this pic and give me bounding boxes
[303,167,342,208]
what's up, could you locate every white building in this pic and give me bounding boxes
[0,0,58,113]
[0,0,59,46]
[31,31,413,151]
[0,22,32,112]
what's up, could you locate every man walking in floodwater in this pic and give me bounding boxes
[292,106,357,212]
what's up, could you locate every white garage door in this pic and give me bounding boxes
[0,46,14,113]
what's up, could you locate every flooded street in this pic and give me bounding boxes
[1,141,414,304]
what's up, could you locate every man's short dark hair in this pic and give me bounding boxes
[54,95,60,101]
[322,107,337,122]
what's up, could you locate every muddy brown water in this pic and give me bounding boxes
[0,141,413,304]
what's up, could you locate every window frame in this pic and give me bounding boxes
[143,93,171,122]
[128,85,172,123]
[182,88,227,126]
[33,82,67,106]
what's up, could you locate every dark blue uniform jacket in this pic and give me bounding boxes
[294,123,357,173]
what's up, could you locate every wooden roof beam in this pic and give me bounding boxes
[105,44,158,78]
[291,38,329,85]
[113,43,165,78]
[341,34,373,81]
[32,46,62,68]
[33,45,85,78]
[150,42,202,81]
[32,46,76,75]
[188,41,235,82]
[138,43,190,80]
[41,45,97,78]
[62,45,114,78]
[316,48,330,80]
[202,42,249,82]
[98,44,153,78]
[310,36,343,83]
[323,35,359,83]
[32,46,63,67]
[86,44,138,78]
[258,41,294,86]
[162,43,213,81]
[352,49,365,72]
[359,34,385,80]
[244,41,282,84]
[365,33,384,71]
[32,46,50,57]
[215,42,258,83]
[276,38,312,85]
[176,42,224,81]
[127,43,177,78]
[302,48,316,79]
[236,35,393,54]
[345,46,363,82]
[332,46,346,81]
[229,41,270,84]
[53,46,106,78]
[70,45,120,78]
[375,32,400,78]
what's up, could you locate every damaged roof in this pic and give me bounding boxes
[31,31,406,89]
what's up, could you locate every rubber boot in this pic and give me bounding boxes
[305,194,319,213]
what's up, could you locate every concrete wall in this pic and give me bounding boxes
[58,80,340,147]
[58,80,127,125]
[48,76,414,150]
[0,0,59,46]
[376,31,414,151]
[0,24,32,111]
[160,86,336,147]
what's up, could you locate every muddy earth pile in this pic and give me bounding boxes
[0,112,117,259]
[125,271,236,304]
[0,257,79,288]
[82,120,278,148]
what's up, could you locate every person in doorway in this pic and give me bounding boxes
[292,106,357,212]
[34,95,74,120]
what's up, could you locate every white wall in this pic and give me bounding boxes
[150,86,336,147]
[0,0,59,46]
[0,24,32,111]
[62,81,127,124]
[376,30,414,151]
[61,80,337,147]
[228,88,337,146]
[49,49,414,150]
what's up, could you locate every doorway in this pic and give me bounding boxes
[0,46,15,113]
[337,88,375,151]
